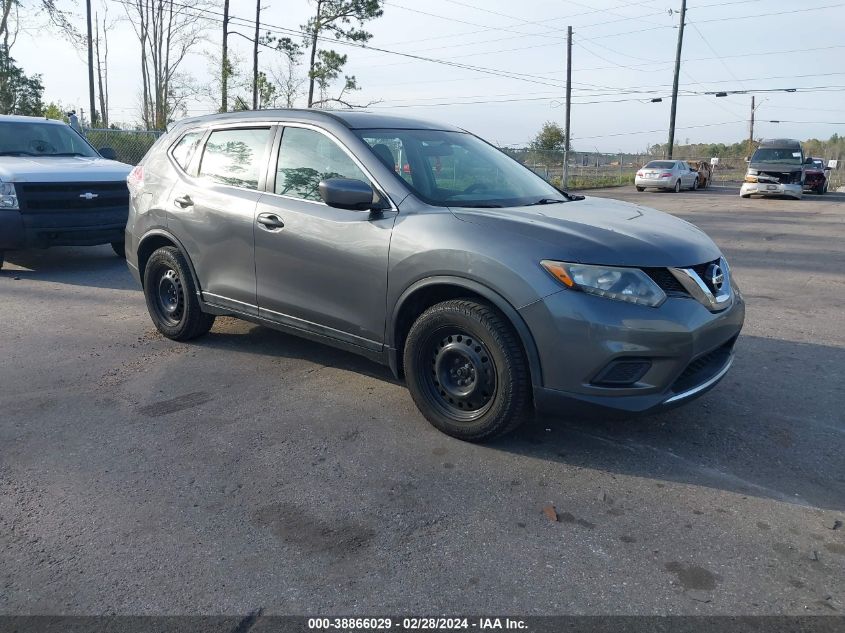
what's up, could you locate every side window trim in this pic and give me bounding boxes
[267,122,396,210]
[196,125,275,192]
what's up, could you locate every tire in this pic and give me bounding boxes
[740,194,751,199]
[673,180,681,193]
[403,299,531,442]
[0,251,4,270]
[111,240,126,258]
[143,246,215,341]
[636,186,645,192]
[692,179,699,191]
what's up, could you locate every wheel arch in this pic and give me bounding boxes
[388,276,543,388]
[137,229,202,296]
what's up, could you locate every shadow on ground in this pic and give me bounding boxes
[1,246,135,291]
[190,322,845,511]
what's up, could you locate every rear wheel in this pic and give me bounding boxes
[636,186,645,192]
[111,240,126,258]
[673,180,681,193]
[692,179,699,191]
[403,299,531,442]
[143,246,215,341]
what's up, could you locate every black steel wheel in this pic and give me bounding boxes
[422,329,497,422]
[404,299,531,442]
[143,246,215,341]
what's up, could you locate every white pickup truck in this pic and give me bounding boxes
[0,115,132,269]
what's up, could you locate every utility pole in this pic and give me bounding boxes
[748,95,755,159]
[666,0,686,159]
[563,25,572,189]
[222,0,230,112]
[253,0,261,110]
[85,0,96,128]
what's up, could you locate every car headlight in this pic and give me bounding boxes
[540,260,666,307]
[0,182,18,210]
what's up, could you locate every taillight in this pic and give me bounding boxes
[661,172,672,178]
[636,171,643,177]
[127,164,144,195]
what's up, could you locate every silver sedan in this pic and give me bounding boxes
[635,160,700,192]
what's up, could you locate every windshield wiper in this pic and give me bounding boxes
[50,152,87,157]
[527,197,568,206]
[0,150,38,156]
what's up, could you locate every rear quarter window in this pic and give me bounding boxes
[170,130,205,171]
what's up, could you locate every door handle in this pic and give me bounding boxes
[257,213,285,230]
[174,195,193,208]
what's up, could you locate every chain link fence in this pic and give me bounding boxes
[500,148,757,190]
[83,129,164,165]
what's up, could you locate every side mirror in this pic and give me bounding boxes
[318,178,379,211]
[99,147,118,160]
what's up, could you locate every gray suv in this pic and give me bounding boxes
[126,110,744,441]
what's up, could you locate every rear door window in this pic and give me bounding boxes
[199,128,272,190]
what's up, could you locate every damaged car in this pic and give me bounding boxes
[740,139,806,200]
[803,157,829,195]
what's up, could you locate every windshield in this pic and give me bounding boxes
[355,128,566,208]
[750,147,802,165]
[644,161,675,169]
[0,121,99,157]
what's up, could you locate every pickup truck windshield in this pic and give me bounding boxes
[356,128,568,208]
[0,121,99,158]
[750,147,802,165]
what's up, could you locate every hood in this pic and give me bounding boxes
[747,161,803,174]
[451,196,720,268]
[0,156,132,183]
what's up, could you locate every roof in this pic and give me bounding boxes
[170,108,462,132]
[758,138,802,148]
[0,114,65,125]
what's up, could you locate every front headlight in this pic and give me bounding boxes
[0,182,19,210]
[540,260,666,307]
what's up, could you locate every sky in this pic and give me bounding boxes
[10,0,845,153]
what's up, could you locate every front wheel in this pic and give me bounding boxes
[636,186,645,192]
[403,299,531,442]
[143,246,215,341]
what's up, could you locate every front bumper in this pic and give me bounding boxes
[0,208,127,250]
[520,285,745,416]
[740,181,802,199]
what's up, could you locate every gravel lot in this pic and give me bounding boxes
[1,185,843,615]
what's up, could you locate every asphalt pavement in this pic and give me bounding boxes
[1,185,843,615]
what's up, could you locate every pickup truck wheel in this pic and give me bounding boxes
[111,241,126,258]
[143,246,215,341]
[403,299,531,442]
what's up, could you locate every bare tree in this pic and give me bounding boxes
[269,53,306,108]
[1,0,80,53]
[94,7,114,127]
[123,0,207,129]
